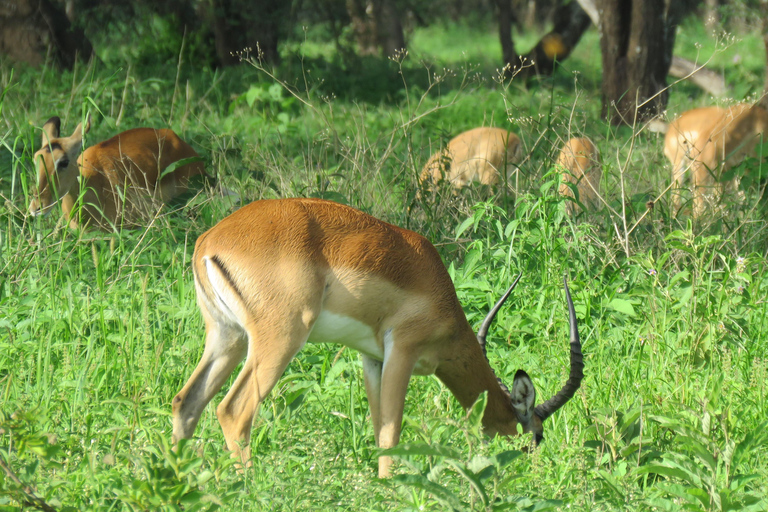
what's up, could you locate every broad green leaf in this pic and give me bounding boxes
[635,464,697,486]
[447,460,489,506]
[391,473,467,511]
[382,442,462,459]
[494,450,522,468]
[159,156,204,180]
[467,391,488,430]
[606,298,636,317]
[456,217,475,239]
[597,469,625,499]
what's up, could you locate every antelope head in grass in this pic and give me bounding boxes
[30,115,205,229]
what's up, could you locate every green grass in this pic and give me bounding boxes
[2,14,768,512]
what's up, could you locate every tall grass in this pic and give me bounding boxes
[1,15,768,512]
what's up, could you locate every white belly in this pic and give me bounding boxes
[307,311,383,360]
[305,310,438,375]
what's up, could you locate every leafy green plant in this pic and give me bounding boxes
[638,406,768,511]
[383,395,558,512]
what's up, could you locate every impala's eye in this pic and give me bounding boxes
[57,158,69,171]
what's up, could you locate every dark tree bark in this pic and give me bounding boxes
[703,0,719,29]
[761,2,768,109]
[522,0,592,76]
[0,0,93,69]
[200,0,292,66]
[596,0,696,126]
[347,0,377,55]
[764,30,768,109]
[497,0,591,78]
[377,0,405,55]
[513,0,557,28]
[495,0,521,73]
[346,0,405,57]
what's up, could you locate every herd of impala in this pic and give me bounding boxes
[27,99,768,477]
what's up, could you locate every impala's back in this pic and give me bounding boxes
[29,116,205,229]
[420,127,522,191]
[665,103,768,216]
[191,198,464,361]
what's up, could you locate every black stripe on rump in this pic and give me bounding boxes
[209,254,246,305]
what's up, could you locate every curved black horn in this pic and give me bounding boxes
[534,276,584,421]
[477,273,522,355]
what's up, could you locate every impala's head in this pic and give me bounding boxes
[477,275,583,445]
[29,116,91,216]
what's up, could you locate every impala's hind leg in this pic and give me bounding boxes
[216,307,318,464]
[691,162,716,217]
[172,320,248,444]
[671,161,688,215]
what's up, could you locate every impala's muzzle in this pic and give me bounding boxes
[28,197,55,217]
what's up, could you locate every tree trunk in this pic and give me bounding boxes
[201,0,290,66]
[496,0,521,73]
[347,0,378,56]
[522,0,592,76]
[762,26,768,109]
[377,0,405,55]
[346,0,405,57]
[525,0,537,26]
[0,0,92,69]
[597,0,675,125]
[703,0,719,29]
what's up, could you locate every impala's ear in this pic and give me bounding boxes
[71,114,91,141]
[510,370,536,424]
[42,117,61,145]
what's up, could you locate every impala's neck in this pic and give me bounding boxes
[434,329,517,430]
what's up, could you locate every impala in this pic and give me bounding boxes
[29,116,205,229]
[665,103,768,216]
[172,198,584,477]
[556,137,601,214]
[419,127,522,192]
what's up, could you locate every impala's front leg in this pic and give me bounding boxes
[362,355,383,446]
[377,333,417,478]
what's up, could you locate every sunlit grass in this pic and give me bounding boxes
[2,14,768,512]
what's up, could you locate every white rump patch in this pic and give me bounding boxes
[201,256,245,327]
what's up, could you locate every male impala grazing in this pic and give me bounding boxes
[172,198,584,478]
[419,127,522,192]
[556,137,601,214]
[665,103,768,216]
[29,116,205,229]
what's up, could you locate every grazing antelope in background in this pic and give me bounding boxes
[29,116,205,229]
[664,103,768,216]
[419,127,522,192]
[172,198,584,478]
[556,137,601,214]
